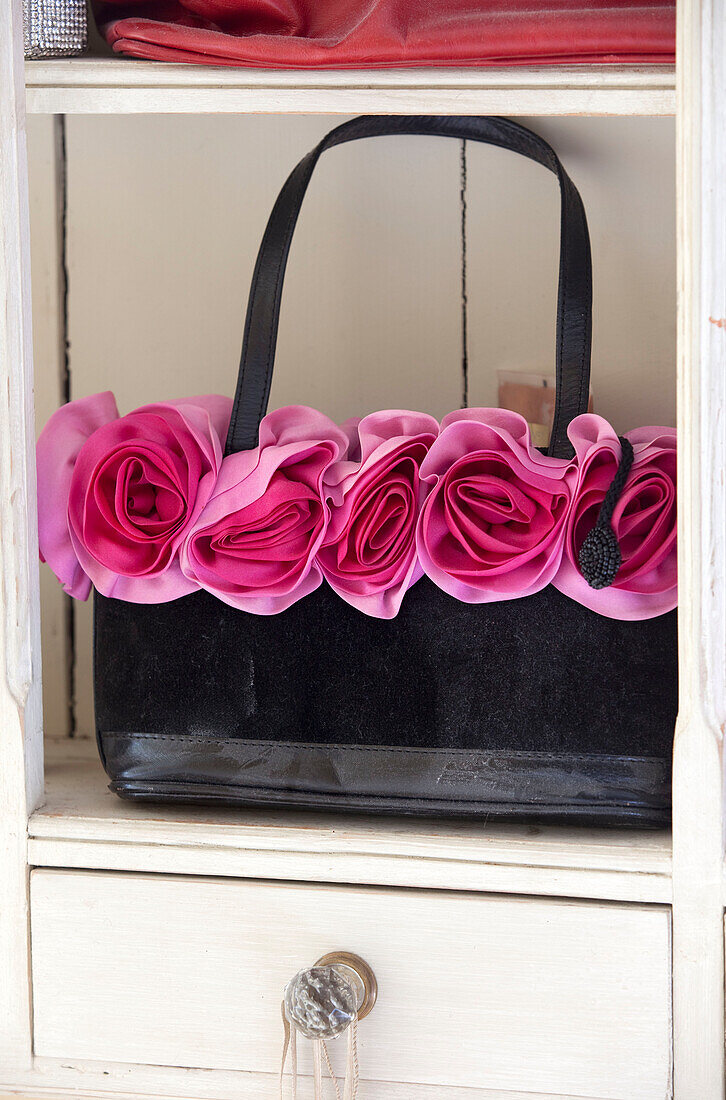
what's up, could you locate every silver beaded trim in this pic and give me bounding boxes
[24,0,86,58]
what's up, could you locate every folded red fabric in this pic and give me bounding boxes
[96,0,676,68]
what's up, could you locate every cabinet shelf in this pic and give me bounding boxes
[25,59,676,116]
[30,744,672,903]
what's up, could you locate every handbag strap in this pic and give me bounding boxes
[226,115,592,460]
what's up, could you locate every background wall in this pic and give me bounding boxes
[27,114,676,740]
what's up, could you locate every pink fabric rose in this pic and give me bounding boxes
[39,393,231,602]
[553,414,677,619]
[317,410,439,618]
[37,391,120,600]
[181,405,349,614]
[417,408,576,603]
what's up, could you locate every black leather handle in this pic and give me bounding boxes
[226,115,592,460]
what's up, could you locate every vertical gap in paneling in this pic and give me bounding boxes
[459,139,469,409]
[55,113,76,738]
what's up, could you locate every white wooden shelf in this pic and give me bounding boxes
[24,59,676,116]
[29,745,672,903]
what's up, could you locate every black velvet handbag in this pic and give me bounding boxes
[94,115,677,825]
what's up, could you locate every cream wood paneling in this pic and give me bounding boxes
[672,1,726,1096]
[465,117,676,431]
[0,1070,647,1100]
[0,0,43,1076]
[27,115,69,741]
[30,870,672,1098]
[62,113,463,736]
[63,115,463,417]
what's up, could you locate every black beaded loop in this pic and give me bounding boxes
[578,436,634,590]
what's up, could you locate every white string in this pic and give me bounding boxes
[280,1004,291,1100]
[320,1039,343,1100]
[347,1016,360,1100]
[280,1007,298,1100]
[313,1039,324,1100]
[290,1023,297,1100]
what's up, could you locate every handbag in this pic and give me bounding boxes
[90,116,677,824]
[24,0,86,57]
[94,0,675,68]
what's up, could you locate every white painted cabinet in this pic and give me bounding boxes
[2,2,726,1099]
[31,871,672,1098]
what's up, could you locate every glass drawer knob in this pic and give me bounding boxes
[284,965,357,1041]
[284,951,377,1041]
[281,952,377,1098]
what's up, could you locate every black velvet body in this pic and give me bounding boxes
[95,578,676,819]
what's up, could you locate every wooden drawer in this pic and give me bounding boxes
[30,870,671,1098]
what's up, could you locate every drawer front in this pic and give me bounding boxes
[31,870,671,1098]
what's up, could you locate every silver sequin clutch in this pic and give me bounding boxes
[24,0,87,57]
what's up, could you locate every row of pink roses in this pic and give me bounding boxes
[36,394,677,621]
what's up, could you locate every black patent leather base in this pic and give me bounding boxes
[94,578,677,826]
[105,735,671,825]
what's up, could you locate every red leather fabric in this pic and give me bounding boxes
[96,1,676,68]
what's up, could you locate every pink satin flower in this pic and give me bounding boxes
[182,406,349,614]
[553,414,677,619]
[318,410,439,618]
[417,408,576,603]
[40,394,231,603]
[37,391,121,600]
